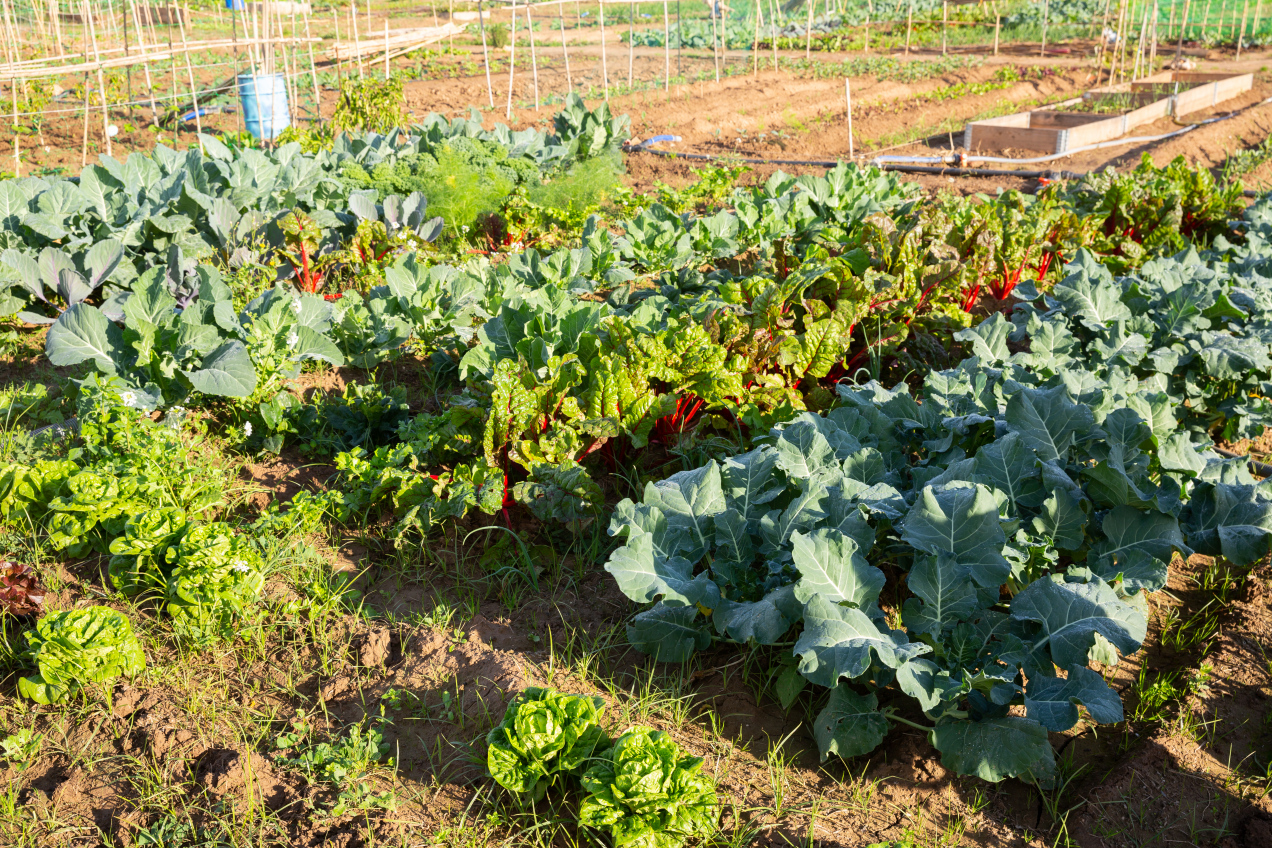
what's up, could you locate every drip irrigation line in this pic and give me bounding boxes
[1212,446,1272,478]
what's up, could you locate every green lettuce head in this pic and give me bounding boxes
[579,727,719,848]
[18,606,146,704]
[486,686,608,800]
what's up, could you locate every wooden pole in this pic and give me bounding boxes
[1041,0,1049,54]
[769,0,777,68]
[1133,10,1146,78]
[864,0,870,51]
[80,71,88,165]
[526,6,538,109]
[752,0,759,74]
[506,0,516,117]
[1255,0,1263,39]
[178,2,202,149]
[627,0,633,86]
[805,0,812,57]
[844,77,852,158]
[130,0,158,125]
[600,0,608,100]
[351,1,362,79]
[477,0,492,106]
[561,4,572,93]
[1149,1,1158,69]
[1176,0,1190,61]
[1238,0,1249,55]
[83,0,109,156]
[384,19,388,77]
[710,0,720,80]
[332,5,342,91]
[664,0,670,91]
[905,0,912,54]
[305,11,320,123]
[994,12,1000,53]
[1201,0,1213,40]
[941,0,947,53]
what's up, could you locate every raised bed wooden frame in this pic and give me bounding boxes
[962,71,1253,155]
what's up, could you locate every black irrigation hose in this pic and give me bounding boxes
[1212,446,1272,479]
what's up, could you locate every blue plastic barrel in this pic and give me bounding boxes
[225,0,244,8]
[237,73,290,140]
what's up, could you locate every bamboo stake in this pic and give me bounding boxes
[506,0,516,117]
[844,76,852,158]
[383,19,388,77]
[178,3,202,148]
[709,0,719,81]
[229,0,243,132]
[84,0,109,156]
[305,10,319,123]
[1201,0,1213,40]
[52,0,63,58]
[526,6,538,109]
[281,11,297,127]
[366,0,370,33]
[477,0,492,107]
[1149,1,1158,69]
[627,0,633,86]
[1139,8,1149,77]
[941,0,947,53]
[769,0,777,68]
[1041,0,1049,54]
[561,3,572,93]
[805,0,812,57]
[448,0,454,49]
[1176,0,1190,61]
[599,0,608,100]
[993,12,1000,53]
[662,0,668,91]
[1238,0,1248,55]
[351,0,362,78]
[742,0,753,73]
[80,71,88,165]
[130,0,157,124]
[332,5,342,89]
[864,0,870,50]
[904,0,912,54]
[1254,0,1262,39]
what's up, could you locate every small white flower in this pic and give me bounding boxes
[462,225,470,233]
[286,330,299,349]
[243,422,253,438]
[230,559,251,573]
[291,297,303,315]
[119,391,137,407]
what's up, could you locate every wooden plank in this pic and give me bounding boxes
[970,112,1033,129]
[1123,97,1172,129]
[965,122,1065,154]
[1065,115,1129,147]
[1030,111,1109,129]
[1175,82,1219,116]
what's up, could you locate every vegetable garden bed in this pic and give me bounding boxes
[3,79,1272,845]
